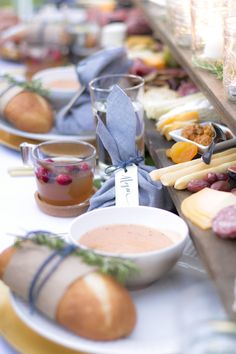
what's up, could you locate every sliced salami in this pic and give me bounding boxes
[212,205,236,239]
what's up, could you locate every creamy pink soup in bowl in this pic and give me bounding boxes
[69,206,189,288]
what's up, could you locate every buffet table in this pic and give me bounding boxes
[0,2,236,351]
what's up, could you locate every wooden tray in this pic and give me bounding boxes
[35,187,97,218]
[144,118,236,320]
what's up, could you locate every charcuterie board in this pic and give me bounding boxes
[145,117,236,320]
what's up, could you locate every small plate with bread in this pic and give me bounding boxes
[0,71,95,146]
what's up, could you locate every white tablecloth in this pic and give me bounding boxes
[0,144,228,354]
[0,145,76,354]
[0,145,75,251]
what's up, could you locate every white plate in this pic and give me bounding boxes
[10,254,209,354]
[0,116,95,142]
[169,122,235,154]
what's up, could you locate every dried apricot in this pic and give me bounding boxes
[167,141,198,164]
[165,148,172,158]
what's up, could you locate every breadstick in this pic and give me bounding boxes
[174,160,236,190]
[8,166,34,177]
[161,153,236,186]
[150,147,236,181]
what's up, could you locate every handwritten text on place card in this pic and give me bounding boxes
[115,164,139,207]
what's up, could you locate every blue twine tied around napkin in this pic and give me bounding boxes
[105,156,144,175]
[28,242,77,313]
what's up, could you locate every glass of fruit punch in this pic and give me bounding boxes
[20,140,96,206]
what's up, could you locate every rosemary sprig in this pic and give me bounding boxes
[192,58,223,80]
[1,73,49,97]
[14,231,138,284]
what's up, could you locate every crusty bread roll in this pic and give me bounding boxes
[4,91,54,133]
[57,272,136,340]
[0,246,15,279]
[0,245,136,341]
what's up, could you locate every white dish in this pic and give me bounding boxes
[33,67,80,110]
[0,116,95,142]
[69,206,189,288]
[10,254,207,354]
[0,66,95,142]
[169,122,235,154]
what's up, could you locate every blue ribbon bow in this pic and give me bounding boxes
[105,155,144,175]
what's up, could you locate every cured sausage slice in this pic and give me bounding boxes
[212,205,236,239]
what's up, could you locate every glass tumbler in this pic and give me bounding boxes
[149,0,167,20]
[68,22,101,60]
[166,0,192,48]
[223,16,236,102]
[191,0,228,64]
[21,140,96,206]
[228,0,236,16]
[89,74,145,174]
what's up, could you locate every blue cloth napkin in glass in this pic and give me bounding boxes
[56,47,132,135]
[89,85,173,211]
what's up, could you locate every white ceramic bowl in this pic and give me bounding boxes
[33,66,80,109]
[69,206,189,288]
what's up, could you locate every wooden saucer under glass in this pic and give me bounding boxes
[34,187,97,217]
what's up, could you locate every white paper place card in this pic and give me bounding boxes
[115,164,139,207]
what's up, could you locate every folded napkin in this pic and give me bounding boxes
[56,47,132,135]
[0,282,85,354]
[89,85,173,210]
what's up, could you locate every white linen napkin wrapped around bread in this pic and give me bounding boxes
[0,237,136,341]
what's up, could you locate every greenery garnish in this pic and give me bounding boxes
[192,58,223,80]
[14,231,138,284]
[1,74,49,97]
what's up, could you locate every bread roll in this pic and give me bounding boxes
[4,91,54,133]
[57,272,136,340]
[0,244,136,341]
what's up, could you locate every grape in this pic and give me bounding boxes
[215,172,229,181]
[210,181,231,191]
[130,59,155,76]
[204,172,217,184]
[187,179,210,193]
[231,188,236,195]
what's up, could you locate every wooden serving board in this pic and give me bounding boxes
[145,118,236,320]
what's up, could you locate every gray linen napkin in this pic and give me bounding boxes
[89,85,173,210]
[56,47,132,135]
